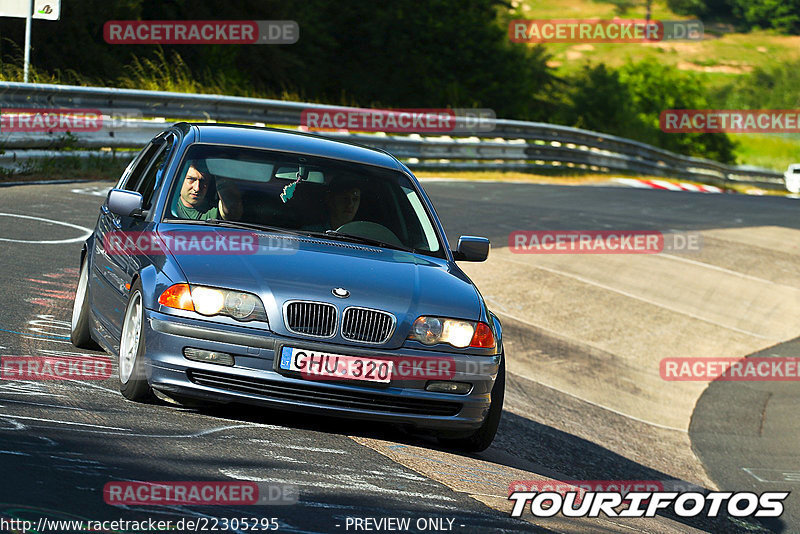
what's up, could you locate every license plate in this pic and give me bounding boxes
[279,346,393,383]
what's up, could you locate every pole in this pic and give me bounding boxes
[23,0,33,82]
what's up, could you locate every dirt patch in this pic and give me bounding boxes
[642,42,703,54]
[676,61,753,74]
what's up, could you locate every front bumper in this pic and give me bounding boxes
[143,309,501,431]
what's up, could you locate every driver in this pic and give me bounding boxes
[174,160,242,220]
[306,180,361,231]
[328,183,361,229]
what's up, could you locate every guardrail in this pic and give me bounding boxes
[0,81,786,190]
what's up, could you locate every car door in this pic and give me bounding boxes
[92,133,175,342]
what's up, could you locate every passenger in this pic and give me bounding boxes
[174,160,242,220]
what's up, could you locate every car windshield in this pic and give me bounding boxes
[163,143,443,255]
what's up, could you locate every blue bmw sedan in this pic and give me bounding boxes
[71,123,505,451]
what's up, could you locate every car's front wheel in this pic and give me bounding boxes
[118,280,153,401]
[70,255,99,349]
[437,357,505,453]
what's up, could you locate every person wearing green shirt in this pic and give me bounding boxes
[174,160,242,221]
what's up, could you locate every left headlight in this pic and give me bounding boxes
[159,283,268,322]
[408,316,495,348]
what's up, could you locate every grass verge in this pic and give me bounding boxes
[0,154,132,183]
[730,133,800,171]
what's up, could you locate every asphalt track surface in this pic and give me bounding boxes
[0,180,797,533]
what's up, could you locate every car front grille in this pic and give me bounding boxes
[187,369,462,417]
[284,301,337,338]
[342,307,395,344]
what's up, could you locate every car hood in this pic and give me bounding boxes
[162,227,481,346]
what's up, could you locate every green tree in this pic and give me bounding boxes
[1,0,559,120]
[665,0,708,16]
[716,60,800,109]
[729,0,800,33]
[618,60,736,163]
[563,61,736,163]
[560,64,644,136]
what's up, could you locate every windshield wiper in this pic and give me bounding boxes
[313,230,415,253]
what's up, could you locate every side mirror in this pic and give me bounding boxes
[107,189,144,218]
[452,236,490,262]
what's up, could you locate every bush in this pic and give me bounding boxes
[729,0,800,34]
[563,61,736,163]
[717,60,800,109]
[666,0,708,16]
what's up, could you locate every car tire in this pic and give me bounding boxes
[70,256,100,349]
[438,357,505,453]
[118,280,153,402]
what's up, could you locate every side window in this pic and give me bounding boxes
[120,141,161,191]
[122,133,176,210]
[115,155,140,190]
[134,141,170,209]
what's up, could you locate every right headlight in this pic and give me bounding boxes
[408,316,495,348]
[158,283,268,322]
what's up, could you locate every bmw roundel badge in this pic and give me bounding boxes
[332,287,350,298]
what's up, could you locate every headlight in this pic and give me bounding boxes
[224,291,258,320]
[409,316,495,349]
[192,287,225,316]
[159,284,268,322]
[411,316,444,344]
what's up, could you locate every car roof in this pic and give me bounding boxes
[181,122,403,171]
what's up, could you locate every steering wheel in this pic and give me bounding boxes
[335,221,404,247]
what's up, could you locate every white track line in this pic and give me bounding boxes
[0,213,92,244]
[0,414,128,430]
